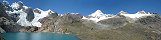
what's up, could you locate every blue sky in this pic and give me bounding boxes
[1,0,161,16]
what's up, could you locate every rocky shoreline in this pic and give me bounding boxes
[0,34,4,40]
[0,26,5,40]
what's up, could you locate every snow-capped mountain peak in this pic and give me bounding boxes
[89,10,104,17]
[82,10,115,22]
[119,11,128,14]
[136,10,147,14]
[11,1,23,10]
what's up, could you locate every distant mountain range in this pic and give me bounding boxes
[1,1,159,27]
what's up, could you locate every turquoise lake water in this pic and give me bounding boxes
[2,32,80,40]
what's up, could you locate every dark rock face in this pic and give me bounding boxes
[24,7,34,22]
